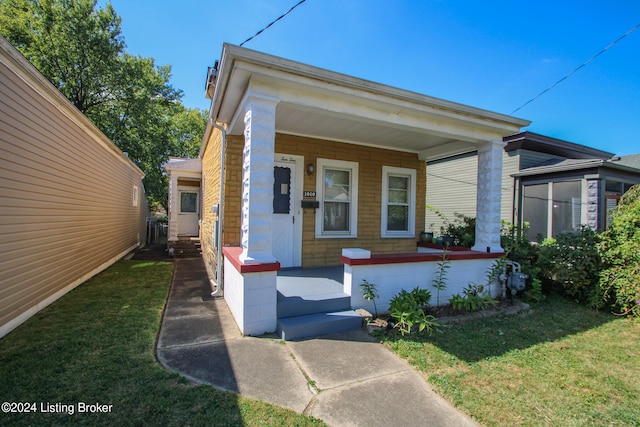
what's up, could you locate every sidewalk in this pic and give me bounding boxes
[155,256,479,427]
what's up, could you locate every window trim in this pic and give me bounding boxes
[315,158,359,238]
[381,166,416,238]
[133,185,139,207]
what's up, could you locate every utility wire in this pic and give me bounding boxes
[511,23,640,115]
[239,0,308,47]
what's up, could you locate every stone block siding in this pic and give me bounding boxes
[586,179,599,230]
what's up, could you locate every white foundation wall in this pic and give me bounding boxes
[223,257,277,336]
[345,258,501,314]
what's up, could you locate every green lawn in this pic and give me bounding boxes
[0,260,325,427]
[381,296,640,426]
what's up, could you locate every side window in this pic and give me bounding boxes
[381,166,416,238]
[315,159,358,238]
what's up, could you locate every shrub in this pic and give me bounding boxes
[442,213,475,247]
[389,287,438,335]
[537,226,602,303]
[595,185,640,318]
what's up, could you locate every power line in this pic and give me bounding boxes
[239,0,308,47]
[511,23,640,115]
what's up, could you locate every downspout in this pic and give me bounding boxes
[206,120,226,297]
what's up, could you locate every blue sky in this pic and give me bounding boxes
[106,0,639,155]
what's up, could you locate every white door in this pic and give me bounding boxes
[272,158,301,267]
[177,188,199,236]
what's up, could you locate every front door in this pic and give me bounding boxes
[177,188,199,236]
[272,157,302,267]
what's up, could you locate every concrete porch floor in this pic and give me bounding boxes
[277,266,344,300]
[277,265,343,283]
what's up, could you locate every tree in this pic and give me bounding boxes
[0,0,206,210]
[0,0,124,114]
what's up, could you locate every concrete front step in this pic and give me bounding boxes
[276,310,362,341]
[277,292,351,318]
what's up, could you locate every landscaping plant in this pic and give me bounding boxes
[537,226,602,303]
[360,279,379,318]
[388,287,439,335]
[431,249,450,306]
[595,184,640,318]
[448,283,497,313]
[442,213,475,247]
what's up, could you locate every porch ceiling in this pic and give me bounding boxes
[273,102,453,153]
[210,44,530,161]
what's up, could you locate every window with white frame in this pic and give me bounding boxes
[381,166,416,237]
[316,159,358,238]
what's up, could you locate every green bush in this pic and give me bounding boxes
[442,213,475,247]
[537,226,602,303]
[595,185,640,318]
[389,287,438,335]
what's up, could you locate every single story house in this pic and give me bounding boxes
[172,44,530,338]
[0,36,148,338]
[426,131,640,240]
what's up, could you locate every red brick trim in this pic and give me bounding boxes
[222,246,281,273]
[341,250,504,266]
[416,242,473,251]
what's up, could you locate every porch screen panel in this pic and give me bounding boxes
[323,168,350,232]
[552,181,581,236]
[387,175,409,230]
[522,184,547,241]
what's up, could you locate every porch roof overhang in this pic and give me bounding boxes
[512,158,640,178]
[163,157,202,179]
[205,44,530,161]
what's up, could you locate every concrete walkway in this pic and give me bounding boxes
[155,257,479,427]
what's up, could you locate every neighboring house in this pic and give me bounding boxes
[0,36,148,338]
[184,44,530,337]
[426,131,640,240]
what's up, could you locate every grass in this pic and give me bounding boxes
[0,260,325,427]
[380,296,640,426]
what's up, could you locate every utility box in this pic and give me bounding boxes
[507,271,528,292]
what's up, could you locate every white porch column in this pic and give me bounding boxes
[472,140,505,253]
[240,94,279,264]
[167,173,179,242]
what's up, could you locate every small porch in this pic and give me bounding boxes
[223,245,504,340]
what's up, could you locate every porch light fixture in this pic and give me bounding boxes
[306,163,315,176]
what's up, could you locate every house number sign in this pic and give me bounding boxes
[303,191,316,198]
